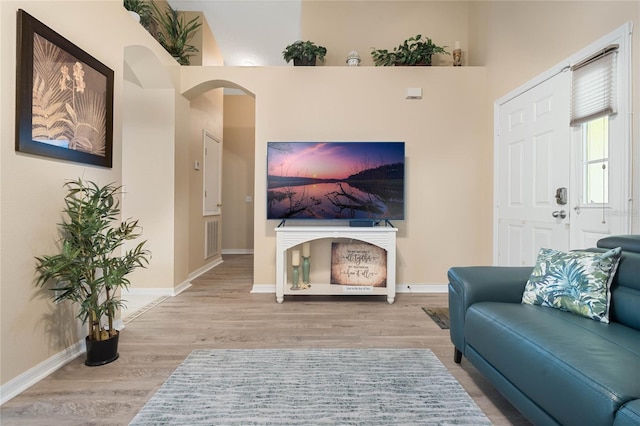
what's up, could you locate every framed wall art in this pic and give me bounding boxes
[15,9,114,168]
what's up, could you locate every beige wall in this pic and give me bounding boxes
[469,1,639,103]
[0,0,174,387]
[302,1,469,67]
[187,13,224,273]
[189,12,224,67]
[222,94,256,252]
[0,0,220,390]
[122,80,176,290]
[182,66,492,286]
[188,89,224,272]
[469,1,640,231]
[2,0,639,398]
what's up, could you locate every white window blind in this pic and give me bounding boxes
[570,45,618,127]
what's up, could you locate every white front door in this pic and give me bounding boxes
[495,24,632,265]
[495,70,571,266]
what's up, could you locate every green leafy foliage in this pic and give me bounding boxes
[282,40,327,65]
[371,35,449,66]
[152,2,202,65]
[35,179,150,341]
[521,247,621,322]
[123,0,155,30]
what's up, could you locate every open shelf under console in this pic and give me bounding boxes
[275,226,397,304]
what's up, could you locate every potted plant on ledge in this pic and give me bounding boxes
[35,179,150,366]
[123,0,154,30]
[371,34,449,66]
[152,2,202,65]
[282,40,327,66]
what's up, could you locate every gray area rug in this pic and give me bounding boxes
[130,349,490,425]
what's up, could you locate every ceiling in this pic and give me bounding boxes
[168,1,302,66]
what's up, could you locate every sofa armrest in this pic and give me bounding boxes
[448,266,533,306]
[448,266,533,360]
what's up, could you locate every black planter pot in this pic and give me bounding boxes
[85,331,119,366]
[293,56,317,66]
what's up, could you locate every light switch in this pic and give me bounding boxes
[245,195,252,203]
[194,160,200,170]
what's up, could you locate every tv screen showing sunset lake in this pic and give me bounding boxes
[267,142,405,220]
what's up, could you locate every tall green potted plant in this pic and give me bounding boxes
[152,2,202,65]
[371,34,449,66]
[282,40,327,66]
[35,179,150,366]
[123,0,154,30]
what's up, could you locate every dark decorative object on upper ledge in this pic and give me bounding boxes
[35,179,150,367]
[152,2,202,65]
[371,35,449,66]
[15,9,114,167]
[282,40,327,66]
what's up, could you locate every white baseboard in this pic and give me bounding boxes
[250,283,448,294]
[172,257,225,297]
[222,249,254,255]
[188,257,224,282]
[124,258,224,300]
[251,284,276,293]
[397,284,448,293]
[2,259,226,405]
[122,287,174,298]
[172,280,192,296]
[114,318,125,331]
[0,339,85,405]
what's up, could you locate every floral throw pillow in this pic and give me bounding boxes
[522,247,622,323]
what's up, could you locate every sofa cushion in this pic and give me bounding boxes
[522,247,621,323]
[615,400,640,425]
[465,302,640,426]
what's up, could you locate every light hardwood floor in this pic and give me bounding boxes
[1,255,530,425]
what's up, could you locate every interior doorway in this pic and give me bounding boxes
[221,91,256,254]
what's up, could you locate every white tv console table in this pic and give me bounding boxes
[275,225,397,304]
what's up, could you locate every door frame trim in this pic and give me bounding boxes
[493,65,569,264]
[493,22,633,264]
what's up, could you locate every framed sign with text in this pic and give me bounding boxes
[330,242,387,287]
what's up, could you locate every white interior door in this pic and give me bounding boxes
[495,71,571,266]
[203,130,222,216]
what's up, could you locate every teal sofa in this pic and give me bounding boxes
[448,235,640,425]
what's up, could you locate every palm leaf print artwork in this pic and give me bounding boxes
[31,34,106,156]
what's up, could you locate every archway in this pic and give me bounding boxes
[180,77,256,280]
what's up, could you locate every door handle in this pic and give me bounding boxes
[552,210,567,219]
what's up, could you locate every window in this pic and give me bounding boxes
[570,46,617,126]
[582,116,609,205]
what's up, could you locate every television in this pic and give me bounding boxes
[267,142,405,221]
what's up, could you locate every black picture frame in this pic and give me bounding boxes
[15,9,114,168]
